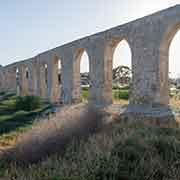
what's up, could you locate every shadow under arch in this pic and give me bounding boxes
[73,48,90,103]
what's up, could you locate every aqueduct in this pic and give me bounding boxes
[0,5,180,107]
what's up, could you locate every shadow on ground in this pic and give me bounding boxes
[2,105,106,165]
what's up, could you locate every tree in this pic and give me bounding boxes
[113,66,131,86]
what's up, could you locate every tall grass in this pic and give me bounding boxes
[1,105,180,180]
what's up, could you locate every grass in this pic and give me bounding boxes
[1,118,180,180]
[81,87,129,103]
[1,90,180,179]
[82,87,180,106]
[112,89,129,100]
[0,94,52,148]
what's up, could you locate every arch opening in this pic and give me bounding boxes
[23,66,30,95]
[74,49,90,103]
[44,64,48,88]
[80,50,90,103]
[159,23,180,106]
[16,67,20,94]
[25,67,29,79]
[168,29,180,107]
[58,58,61,85]
[52,55,62,103]
[112,39,132,105]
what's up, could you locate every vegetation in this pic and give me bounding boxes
[1,120,180,179]
[113,88,129,100]
[15,95,43,111]
[1,90,180,179]
[81,86,180,103]
[81,87,89,101]
[0,93,52,148]
[81,86,129,102]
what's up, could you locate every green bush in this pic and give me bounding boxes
[81,89,88,100]
[113,89,129,100]
[0,91,5,96]
[112,85,129,90]
[81,86,89,91]
[13,110,29,118]
[15,96,43,111]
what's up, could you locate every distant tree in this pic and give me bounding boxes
[113,66,131,86]
[79,65,131,87]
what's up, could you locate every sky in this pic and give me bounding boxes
[0,0,180,77]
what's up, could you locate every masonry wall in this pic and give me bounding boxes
[0,5,179,106]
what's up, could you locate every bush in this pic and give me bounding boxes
[13,110,29,118]
[0,91,5,96]
[113,89,129,100]
[15,96,43,111]
[81,86,89,91]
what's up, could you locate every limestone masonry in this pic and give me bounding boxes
[0,5,180,107]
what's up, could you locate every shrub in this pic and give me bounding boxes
[0,91,5,96]
[113,89,129,100]
[15,96,43,111]
[13,110,29,118]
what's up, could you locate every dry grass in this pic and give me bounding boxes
[170,98,180,108]
[114,98,180,107]
[113,99,129,105]
[1,117,180,180]
[1,104,103,165]
[0,133,18,149]
[1,98,180,179]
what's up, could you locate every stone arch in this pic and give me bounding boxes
[50,54,62,103]
[25,65,30,95]
[73,48,90,103]
[25,66,29,80]
[44,64,48,88]
[0,67,3,92]
[159,22,180,105]
[16,67,20,95]
[39,62,48,100]
[106,37,133,104]
[19,64,29,96]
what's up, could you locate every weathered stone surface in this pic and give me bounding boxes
[0,5,180,108]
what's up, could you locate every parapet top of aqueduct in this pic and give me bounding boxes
[0,5,180,106]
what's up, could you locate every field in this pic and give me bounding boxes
[82,87,180,107]
[0,90,180,179]
[81,87,129,104]
[1,111,180,179]
[0,93,52,149]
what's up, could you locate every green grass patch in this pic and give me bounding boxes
[113,89,129,100]
[81,87,129,101]
[81,89,88,100]
[0,94,51,136]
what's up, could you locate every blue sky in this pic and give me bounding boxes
[0,0,180,77]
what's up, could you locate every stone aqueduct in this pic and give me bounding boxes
[0,5,180,107]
